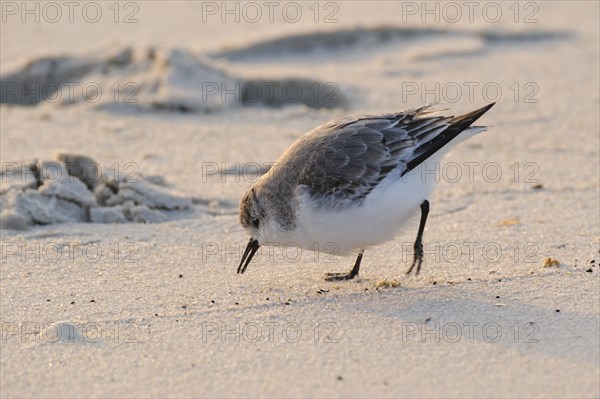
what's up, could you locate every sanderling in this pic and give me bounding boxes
[237,103,495,280]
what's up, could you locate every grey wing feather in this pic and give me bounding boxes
[297,106,452,207]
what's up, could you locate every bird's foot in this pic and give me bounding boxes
[324,271,358,281]
[406,241,423,276]
[406,200,429,276]
[405,259,421,276]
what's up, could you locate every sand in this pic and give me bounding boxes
[1,1,599,398]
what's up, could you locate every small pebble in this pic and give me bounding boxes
[555,309,560,313]
[543,257,560,267]
[586,268,593,273]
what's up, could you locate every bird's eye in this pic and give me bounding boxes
[251,218,260,228]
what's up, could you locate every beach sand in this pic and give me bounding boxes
[1,1,599,397]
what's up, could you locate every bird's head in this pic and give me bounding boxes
[239,187,266,237]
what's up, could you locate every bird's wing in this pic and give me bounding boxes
[293,104,493,208]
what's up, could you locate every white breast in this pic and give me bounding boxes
[287,159,440,256]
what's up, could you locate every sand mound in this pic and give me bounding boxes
[0,46,345,111]
[0,152,191,230]
[38,322,88,344]
[210,26,570,61]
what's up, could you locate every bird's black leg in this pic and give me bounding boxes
[325,250,364,281]
[406,200,430,275]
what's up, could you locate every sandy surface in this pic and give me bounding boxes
[1,1,599,398]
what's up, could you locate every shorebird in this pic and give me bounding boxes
[237,103,495,280]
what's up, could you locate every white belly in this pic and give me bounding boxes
[288,160,439,256]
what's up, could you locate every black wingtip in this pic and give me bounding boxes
[449,102,495,126]
[479,101,496,114]
[403,103,496,175]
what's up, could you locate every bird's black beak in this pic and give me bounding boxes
[237,238,260,274]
